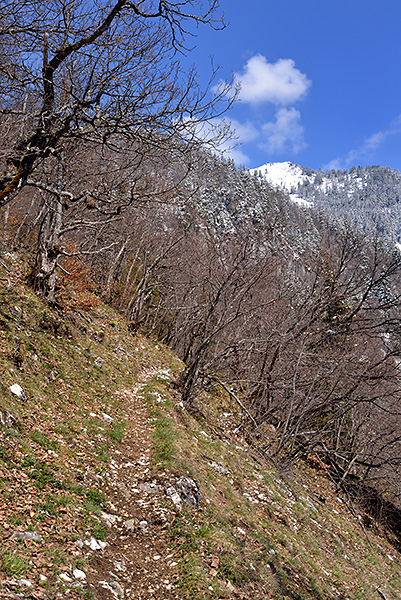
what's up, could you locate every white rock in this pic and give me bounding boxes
[102,413,113,424]
[101,511,118,525]
[9,384,26,401]
[85,536,107,550]
[165,486,182,507]
[73,569,86,580]
[11,531,43,542]
[100,581,124,599]
[60,573,73,582]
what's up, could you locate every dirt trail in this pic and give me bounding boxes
[87,368,183,600]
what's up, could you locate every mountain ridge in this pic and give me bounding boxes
[251,161,401,243]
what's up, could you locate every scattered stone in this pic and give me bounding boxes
[39,575,47,582]
[49,370,56,381]
[60,573,73,583]
[226,581,235,593]
[0,409,16,427]
[4,252,17,262]
[210,461,229,476]
[157,368,171,380]
[166,477,202,509]
[85,536,107,550]
[138,520,148,531]
[102,413,114,424]
[123,519,137,532]
[95,356,105,367]
[11,531,43,542]
[9,384,26,401]
[116,481,131,499]
[100,580,124,599]
[165,486,183,508]
[101,511,118,526]
[138,481,162,494]
[18,579,32,587]
[73,569,86,580]
[114,346,125,355]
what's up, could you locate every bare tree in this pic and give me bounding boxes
[0,0,233,299]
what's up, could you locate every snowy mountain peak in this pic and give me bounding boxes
[250,161,312,193]
[250,161,314,207]
[250,162,401,244]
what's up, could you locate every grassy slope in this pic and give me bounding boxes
[0,252,400,600]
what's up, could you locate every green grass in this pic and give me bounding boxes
[152,415,177,465]
[1,550,29,577]
[30,429,59,451]
[1,253,400,600]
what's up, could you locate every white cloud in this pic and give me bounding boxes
[233,55,311,105]
[218,119,259,164]
[226,118,259,144]
[224,145,251,165]
[185,117,254,164]
[325,114,401,170]
[260,108,307,154]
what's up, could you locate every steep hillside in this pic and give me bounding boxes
[1,253,401,600]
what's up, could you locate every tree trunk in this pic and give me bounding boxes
[34,196,63,303]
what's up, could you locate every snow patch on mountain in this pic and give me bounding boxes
[251,161,401,245]
[250,162,313,207]
[251,161,308,192]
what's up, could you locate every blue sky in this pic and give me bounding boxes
[187,0,401,171]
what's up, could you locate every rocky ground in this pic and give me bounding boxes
[0,365,198,600]
[84,369,184,600]
[1,253,401,600]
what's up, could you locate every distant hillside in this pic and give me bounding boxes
[252,161,401,244]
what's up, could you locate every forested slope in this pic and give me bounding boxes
[1,3,401,597]
[0,251,401,600]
